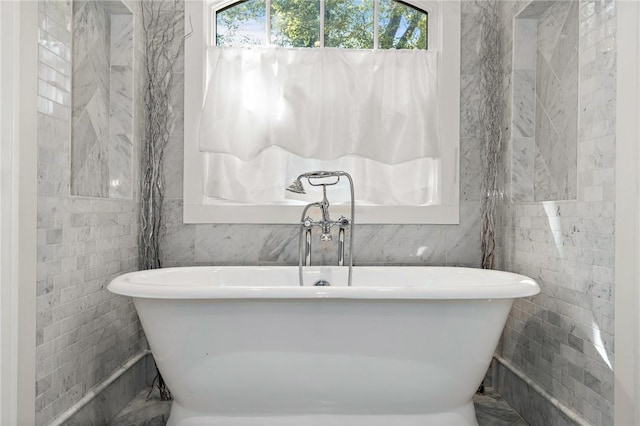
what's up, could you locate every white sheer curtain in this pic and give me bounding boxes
[198,46,441,205]
[203,148,439,205]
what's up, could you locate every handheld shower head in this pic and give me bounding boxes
[286,179,306,194]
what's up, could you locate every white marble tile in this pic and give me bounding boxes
[110,14,134,66]
[512,70,535,138]
[108,134,133,199]
[549,1,579,80]
[460,137,483,202]
[535,50,560,116]
[535,97,559,166]
[162,133,184,200]
[71,111,98,187]
[194,225,261,264]
[161,199,195,264]
[445,201,482,268]
[110,65,133,136]
[461,10,481,74]
[537,0,572,64]
[37,1,146,422]
[379,225,446,265]
[511,137,535,202]
[258,225,299,265]
[516,1,554,20]
[514,19,537,71]
[499,0,616,418]
[460,74,481,139]
[352,225,386,264]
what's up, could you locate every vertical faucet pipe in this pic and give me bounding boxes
[298,202,321,286]
[305,226,312,266]
[341,172,355,287]
[338,227,345,267]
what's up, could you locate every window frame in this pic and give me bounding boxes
[183,0,461,224]
[211,0,436,50]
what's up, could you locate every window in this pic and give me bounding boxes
[215,0,429,50]
[184,0,461,224]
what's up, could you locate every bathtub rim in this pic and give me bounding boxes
[108,266,540,300]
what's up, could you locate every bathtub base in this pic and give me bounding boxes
[166,401,479,426]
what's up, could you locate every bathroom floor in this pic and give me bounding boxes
[109,387,528,426]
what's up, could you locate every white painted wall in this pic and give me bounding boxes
[0,1,37,424]
[615,1,640,424]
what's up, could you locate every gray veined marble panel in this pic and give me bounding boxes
[72,0,134,199]
[537,0,573,64]
[530,10,578,202]
[460,73,481,139]
[549,1,579,80]
[512,70,535,138]
[352,224,386,264]
[72,0,111,197]
[511,138,535,202]
[516,1,554,19]
[547,134,571,198]
[71,54,99,123]
[461,10,481,74]
[161,199,196,265]
[71,91,110,198]
[110,65,133,136]
[163,133,185,200]
[111,14,134,66]
[460,137,483,202]
[445,201,482,268]
[72,2,100,69]
[109,134,132,199]
[535,50,560,116]
[85,84,110,146]
[545,40,579,125]
[514,19,537,71]
[194,225,261,265]
[534,98,559,168]
[258,225,299,265]
[533,141,560,202]
[90,44,112,103]
[382,225,448,265]
[72,110,99,181]
[72,136,110,198]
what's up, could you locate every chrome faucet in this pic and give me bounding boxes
[287,171,355,286]
[319,185,332,241]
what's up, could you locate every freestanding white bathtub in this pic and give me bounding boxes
[108,266,539,426]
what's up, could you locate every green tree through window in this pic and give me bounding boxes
[215,0,428,49]
[379,0,427,49]
[271,0,320,47]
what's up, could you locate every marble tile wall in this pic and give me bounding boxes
[36,1,146,424]
[160,1,484,269]
[534,1,579,201]
[109,14,134,199]
[511,17,536,202]
[496,1,615,425]
[71,0,111,197]
[71,1,133,199]
[511,1,579,202]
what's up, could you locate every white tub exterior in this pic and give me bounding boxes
[109,266,539,426]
